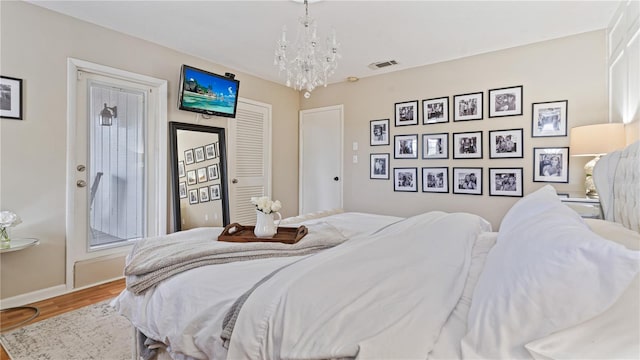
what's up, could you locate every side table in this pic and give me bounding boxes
[1,237,41,331]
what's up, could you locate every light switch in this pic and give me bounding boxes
[352,155,358,163]
[352,142,358,151]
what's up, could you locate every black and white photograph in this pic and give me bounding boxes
[179,182,187,199]
[370,153,390,180]
[453,92,483,121]
[489,128,523,158]
[184,149,195,165]
[370,119,390,146]
[532,100,568,137]
[210,184,221,200]
[199,186,210,202]
[208,163,220,181]
[394,134,418,159]
[422,97,449,124]
[422,167,449,193]
[453,131,483,159]
[422,133,448,159]
[0,76,22,120]
[197,167,208,183]
[205,143,217,159]
[395,100,419,126]
[188,189,199,205]
[394,167,418,192]
[214,142,220,158]
[186,170,197,185]
[178,160,186,178]
[489,168,523,197]
[194,146,205,162]
[453,167,483,195]
[533,147,569,183]
[488,85,523,118]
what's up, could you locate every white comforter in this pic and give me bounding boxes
[227,211,491,359]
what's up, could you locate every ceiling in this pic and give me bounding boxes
[28,0,619,87]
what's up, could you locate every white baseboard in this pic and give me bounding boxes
[0,284,67,310]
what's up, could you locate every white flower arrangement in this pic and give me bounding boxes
[251,196,282,214]
[0,210,21,242]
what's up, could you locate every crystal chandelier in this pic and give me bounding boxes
[274,0,340,98]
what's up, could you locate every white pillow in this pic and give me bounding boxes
[461,185,640,359]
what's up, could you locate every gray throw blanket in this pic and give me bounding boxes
[124,222,347,295]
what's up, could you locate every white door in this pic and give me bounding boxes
[227,98,272,225]
[299,105,343,214]
[66,59,167,289]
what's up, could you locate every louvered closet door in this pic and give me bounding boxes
[228,99,272,224]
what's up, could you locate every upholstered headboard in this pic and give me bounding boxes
[593,141,640,232]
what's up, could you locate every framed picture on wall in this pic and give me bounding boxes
[194,146,205,163]
[489,167,523,197]
[394,134,418,159]
[210,184,221,200]
[199,187,210,202]
[394,167,418,192]
[489,128,523,158]
[394,100,419,126]
[422,133,448,159]
[533,147,569,183]
[488,85,523,118]
[422,97,449,124]
[178,161,186,178]
[422,167,449,193]
[370,119,390,146]
[205,143,217,159]
[0,76,23,120]
[370,153,390,179]
[453,92,483,121]
[188,189,199,204]
[178,182,187,199]
[207,163,220,181]
[186,170,197,185]
[531,100,568,137]
[197,167,208,183]
[184,149,195,165]
[453,131,483,159]
[452,167,483,195]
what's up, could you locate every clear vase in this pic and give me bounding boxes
[0,226,10,249]
[254,210,282,238]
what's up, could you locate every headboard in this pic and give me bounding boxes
[593,140,640,232]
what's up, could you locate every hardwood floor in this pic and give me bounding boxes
[0,278,126,360]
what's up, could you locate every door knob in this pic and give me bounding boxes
[77,180,87,187]
[232,178,238,184]
[334,177,339,181]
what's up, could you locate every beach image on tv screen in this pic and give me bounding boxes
[182,68,237,115]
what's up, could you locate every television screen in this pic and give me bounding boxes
[178,65,240,118]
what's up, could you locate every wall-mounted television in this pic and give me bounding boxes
[178,65,240,118]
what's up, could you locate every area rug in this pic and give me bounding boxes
[0,299,132,359]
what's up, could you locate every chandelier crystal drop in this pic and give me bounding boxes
[274,0,340,97]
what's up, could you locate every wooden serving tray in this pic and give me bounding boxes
[218,223,308,244]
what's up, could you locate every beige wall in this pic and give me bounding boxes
[0,1,299,299]
[302,30,610,229]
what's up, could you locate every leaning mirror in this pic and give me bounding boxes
[169,121,229,231]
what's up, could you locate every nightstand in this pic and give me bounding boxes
[559,193,603,219]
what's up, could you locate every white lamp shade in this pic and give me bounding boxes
[570,123,625,156]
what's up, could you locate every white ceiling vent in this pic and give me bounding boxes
[368,60,398,70]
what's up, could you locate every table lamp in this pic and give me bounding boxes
[570,123,625,196]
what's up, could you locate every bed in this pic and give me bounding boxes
[112,140,640,360]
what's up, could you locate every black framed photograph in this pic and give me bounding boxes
[194,146,205,163]
[199,186,210,202]
[370,119,390,146]
[532,100,568,137]
[184,149,195,165]
[394,134,418,159]
[533,147,569,183]
[422,167,449,193]
[394,167,418,192]
[205,143,217,159]
[453,167,483,195]
[422,97,449,124]
[186,170,197,185]
[207,163,220,181]
[178,182,187,199]
[422,133,448,159]
[188,189,199,204]
[453,92,483,121]
[370,153,390,179]
[0,76,23,120]
[197,167,208,183]
[395,100,419,126]
[210,184,221,200]
[489,128,523,158]
[489,168,523,197]
[453,131,483,159]
[488,85,523,118]
[178,160,186,178]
